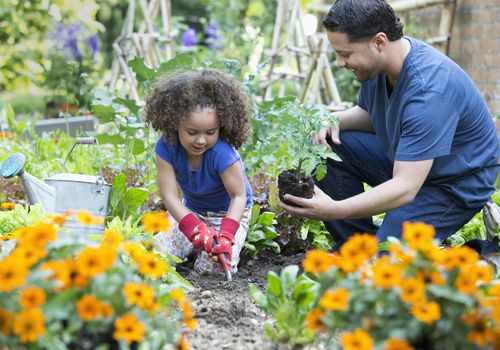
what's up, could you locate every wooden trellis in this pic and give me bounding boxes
[260,0,310,100]
[300,34,342,108]
[261,0,343,109]
[108,0,177,102]
[308,0,457,55]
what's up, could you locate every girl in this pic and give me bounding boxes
[144,69,253,275]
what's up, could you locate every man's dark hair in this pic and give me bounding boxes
[322,0,404,42]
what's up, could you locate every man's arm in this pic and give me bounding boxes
[279,159,434,220]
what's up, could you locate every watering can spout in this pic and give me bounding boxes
[0,153,56,213]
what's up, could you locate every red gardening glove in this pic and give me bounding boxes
[178,213,216,253]
[211,217,239,264]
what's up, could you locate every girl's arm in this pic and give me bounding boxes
[219,160,248,221]
[156,155,190,223]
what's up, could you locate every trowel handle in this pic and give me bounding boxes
[62,137,104,179]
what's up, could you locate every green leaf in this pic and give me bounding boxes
[119,187,150,218]
[131,139,145,155]
[113,97,140,116]
[267,271,282,297]
[91,104,116,123]
[109,173,126,210]
[247,229,266,241]
[249,283,268,309]
[280,265,299,291]
[257,212,276,226]
[157,54,194,75]
[250,204,261,225]
[96,133,125,146]
[128,57,156,82]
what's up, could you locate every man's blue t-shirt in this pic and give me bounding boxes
[155,137,253,212]
[358,37,500,208]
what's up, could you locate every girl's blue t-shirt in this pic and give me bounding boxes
[357,37,500,208]
[155,137,253,212]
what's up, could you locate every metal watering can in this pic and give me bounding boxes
[1,137,111,234]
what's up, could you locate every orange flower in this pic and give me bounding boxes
[402,221,435,250]
[372,256,403,289]
[142,211,171,233]
[13,308,46,343]
[439,246,478,270]
[20,286,46,309]
[319,287,350,311]
[76,210,98,225]
[0,255,29,292]
[113,313,146,344]
[176,334,189,350]
[384,338,415,350]
[23,222,57,247]
[100,303,114,319]
[400,277,426,304]
[305,307,327,333]
[40,260,71,289]
[0,308,14,336]
[388,242,414,266]
[46,213,68,226]
[455,270,479,295]
[467,322,496,347]
[102,229,123,249]
[77,294,103,321]
[171,288,186,302]
[77,246,115,278]
[12,244,47,267]
[124,282,156,309]
[302,249,336,274]
[1,202,15,210]
[137,251,167,279]
[417,269,446,286]
[470,264,493,284]
[410,300,441,324]
[0,131,15,139]
[339,328,374,350]
[180,301,197,330]
[123,242,146,262]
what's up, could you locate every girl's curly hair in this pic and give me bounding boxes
[144,69,251,148]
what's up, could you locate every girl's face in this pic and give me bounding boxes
[178,107,220,158]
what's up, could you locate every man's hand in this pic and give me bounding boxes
[279,185,339,221]
[311,120,341,148]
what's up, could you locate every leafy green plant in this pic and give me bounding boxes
[243,204,280,256]
[108,173,149,223]
[300,219,334,250]
[249,265,319,345]
[244,96,340,181]
[0,204,46,236]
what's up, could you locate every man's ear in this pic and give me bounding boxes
[372,32,388,52]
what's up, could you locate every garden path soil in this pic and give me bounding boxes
[178,252,309,350]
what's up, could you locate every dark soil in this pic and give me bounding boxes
[179,252,307,350]
[277,169,314,206]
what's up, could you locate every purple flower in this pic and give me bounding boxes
[84,34,101,56]
[181,28,197,47]
[205,21,222,50]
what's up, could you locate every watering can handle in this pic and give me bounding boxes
[62,137,104,179]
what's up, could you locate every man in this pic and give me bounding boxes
[280,0,500,249]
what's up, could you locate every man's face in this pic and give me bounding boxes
[326,30,383,82]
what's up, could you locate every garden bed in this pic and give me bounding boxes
[181,252,306,350]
